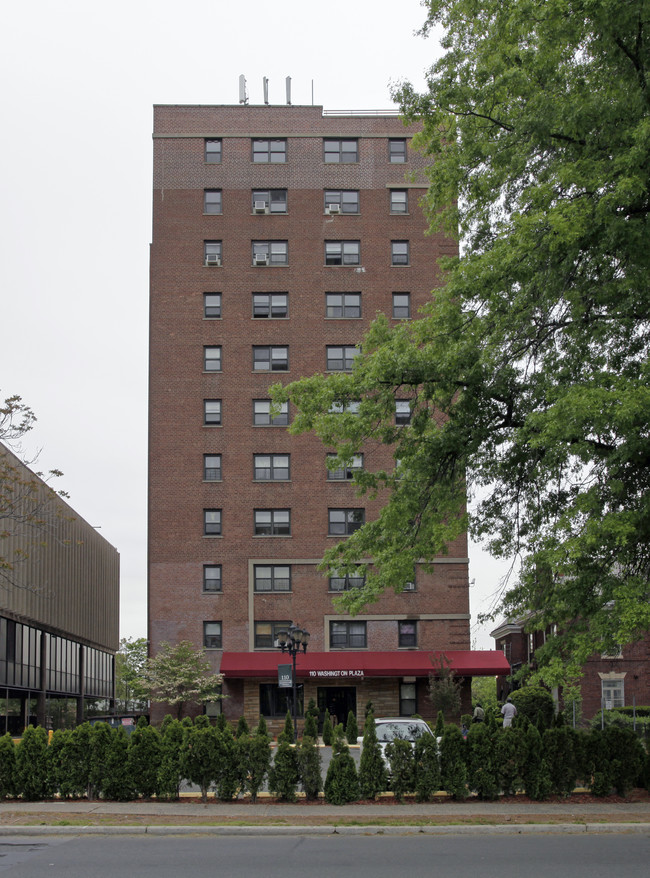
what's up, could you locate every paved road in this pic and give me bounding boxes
[1,832,649,877]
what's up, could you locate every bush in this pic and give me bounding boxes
[303,711,318,739]
[414,733,440,802]
[510,687,555,729]
[345,710,359,745]
[385,738,415,801]
[439,724,468,799]
[0,733,16,799]
[127,720,163,798]
[324,727,359,805]
[322,709,333,745]
[182,725,220,803]
[521,724,551,800]
[269,741,299,802]
[102,726,135,801]
[543,726,579,795]
[235,716,250,738]
[278,710,295,744]
[156,718,185,800]
[298,735,322,800]
[466,722,499,800]
[358,713,388,799]
[214,726,239,800]
[603,725,645,796]
[244,731,272,802]
[15,726,49,801]
[495,727,527,796]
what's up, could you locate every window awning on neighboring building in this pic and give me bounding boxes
[219,650,510,680]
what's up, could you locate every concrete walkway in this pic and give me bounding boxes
[1,796,650,836]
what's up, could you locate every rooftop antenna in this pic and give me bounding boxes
[263,77,269,105]
[239,74,248,105]
[286,76,292,106]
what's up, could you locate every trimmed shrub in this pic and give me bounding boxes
[495,727,526,796]
[214,725,239,800]
[269,741,299,802]
[414,732,440,802]
[298,735,322,800]
[358,713,388,799]
[15,726,49,801]
[0,733,16,799]
[345,710,359,745]
[521,723,551,800]
[102,726,135,801]
[324,727,359,805]
[88,722,114,800]
[603,725,645,796]
[235,716,250,738]
[303,711,318,739]
[182,725,220,803]
[543,726,578,795]
[278,710,295,744]
[439,724,468,799]
[127,720,163,798]
[434,710,445,737]
[244,731,272,802]
[156,717,185,800]
[466,722,499,800]
[586,729,612,797]
[255,714,270,740]
[385,738,415,802]
[322,709,333,745]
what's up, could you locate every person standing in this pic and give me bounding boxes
[501,696,517,727]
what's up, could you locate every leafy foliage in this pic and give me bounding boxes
[15,726,49,801]
[428,654,463,717]
[297,735,323,800]
[323,726,360,804]
[385,737,415,801]
[115,637,149,713]
[510,686,555,729]
[144,640,223,720]
[272,0,650,681]
[269,741,299,802]
[358,713,388,798]
[345,710,359,745]
[414,732,441,802]
[0,733,16,799]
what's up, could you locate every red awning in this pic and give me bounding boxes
[219,650,510,679]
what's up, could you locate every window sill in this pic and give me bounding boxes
[253,480,292,484]
[202,590,223,595]
[203,424,223,428]
[252,534,292,538]
[203,535,223,539]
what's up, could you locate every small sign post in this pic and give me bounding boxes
[278,663,293,688]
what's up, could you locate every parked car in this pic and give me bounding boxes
[357,717,435,768]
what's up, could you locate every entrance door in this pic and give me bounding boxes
[317,686,357,730]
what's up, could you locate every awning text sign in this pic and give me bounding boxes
[308,669,364,679]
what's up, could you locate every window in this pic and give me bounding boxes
[252,138,287,163]
[601,676,625,709]
[260,682,303,717]
[395,401,412,425]
[253,293,288,318]
[254,454,290,481]
[329,400,360,415]
[252,189,287,213]
[328,508,365,535]
[204,241,222,266]
[205,139,222,163]
[326,346,359,371]
[204,509,222,536]
[399,681,417,716]
[325,240,360,266]
[389,139,407,163]
[330,621,366,649]
[204,189,222,214]
[324,139,358,163]
[254,564,291,592]
[254,621,292,649]
[403,573,416,592]
[326,293,361,318]
[391,241,410,265]
[203,399,222,426]
[392,293,410,319]
[203,454,221,481]
[398,621,417,647]
[253,400,289,426]
[203,565,222,593]
[253,346,289,371]
[252,241,288,266]
[254,509,291,536]
[204,346,222,372]
[327,453,363,480]
[204,293,221,318]
[324,190,359,213]
[390,189,408,213]
[204,621,222,649]
[329,567,365,591]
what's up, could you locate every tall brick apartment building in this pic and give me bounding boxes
[149,103,509,731]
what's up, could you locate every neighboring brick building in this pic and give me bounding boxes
[148,102,509,732]
[491,618,650,720]
[1,442,119,734]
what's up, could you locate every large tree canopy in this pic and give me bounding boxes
[274,0,650,683]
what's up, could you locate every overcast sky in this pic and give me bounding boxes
[0,0,509,649]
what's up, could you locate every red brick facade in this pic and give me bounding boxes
[148,104,474,730]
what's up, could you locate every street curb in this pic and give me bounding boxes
[0,823,648,837]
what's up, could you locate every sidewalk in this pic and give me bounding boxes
[2,795,650,836]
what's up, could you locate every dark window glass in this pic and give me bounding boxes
[260,683,303,717]
[253,400,289,426]
[252,189,288,213]
[389,139,407,163]
[326,346,359,371]
[254,509,291,536]
[324,190,359,213]
[204,454,221,481]
[325,241,360,266]
[391,241,409,265]
[253,346,288,371]
[254,454,290,481]
[327,453,363,480]
[252,139,287,163]
[204,621,222,649]
[325,293,361,318]
[203,565,222,593]
[254,621,292,649]
[398,621,417,647]
[253,293,288,318]
[204,509,222,536]
[204,293,221,318]
[324,139,358,163]
[328,508,365,535]
[254,565,292,592]
[204,399,221,425]
[330,621,367,649]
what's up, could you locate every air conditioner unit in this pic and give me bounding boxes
[254,201,266,213]
[254,254,269,265]
[205,255,221,266]
[327,203,341,214]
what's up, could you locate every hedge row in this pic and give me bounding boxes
[0,712,648,803]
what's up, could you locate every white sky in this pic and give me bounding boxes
[0,0,508,649]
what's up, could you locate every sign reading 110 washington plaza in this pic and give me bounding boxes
[308,670,365,679]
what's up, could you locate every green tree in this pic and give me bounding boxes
[428,655,463,718]
[269,740,299,802]
[214,725,239,800]
[156,718,185,800]
[414,733,441,802]
[144,640,223,720]
[297,735,323,800]
[439,724,468,799]
[510,687,555,730]
[345,710,359,745]
[385,738,415,802]
[358,713,388,799]
[127,719,163,798]
[182,724,220,803]
[272,0,650,683]
[244,722,272,802]
[322,709,333,745]
[323,725,360,805]
[115,637,149,713]
[102,726,134,801]
[466,722,499,799]
[88,722,114,800]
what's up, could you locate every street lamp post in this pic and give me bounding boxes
[276,623,310,743]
